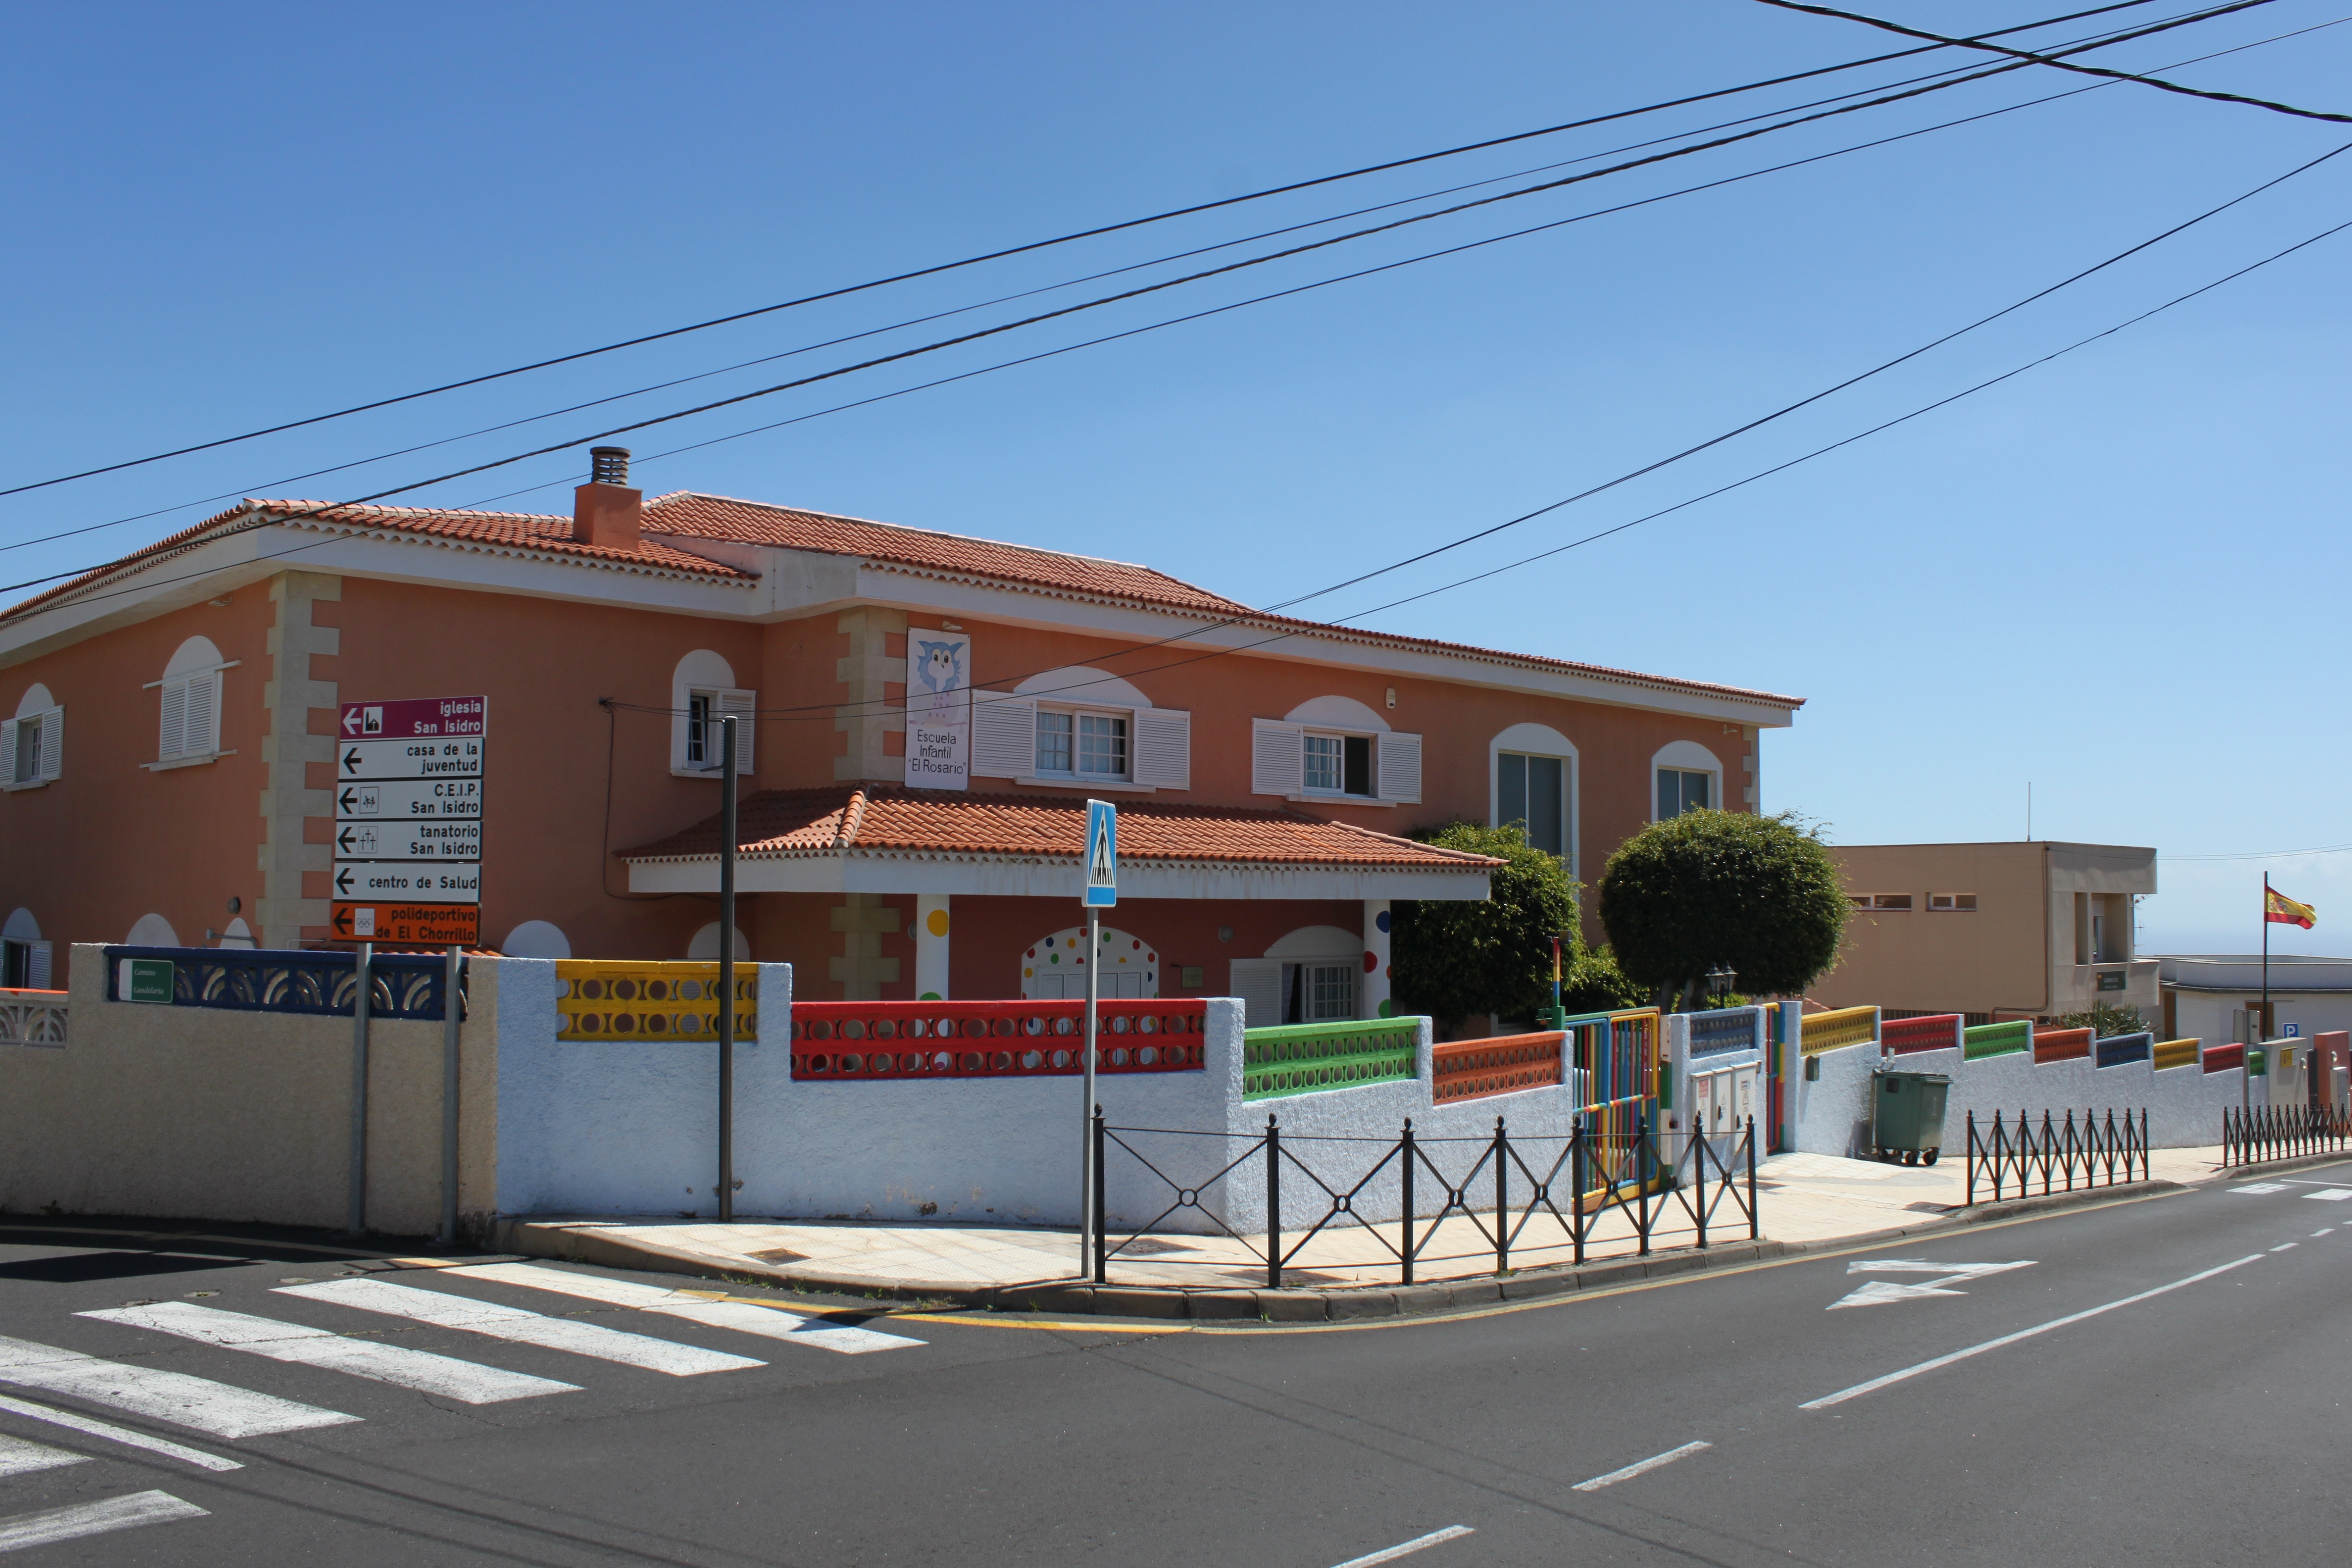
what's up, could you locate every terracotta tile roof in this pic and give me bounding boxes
[620,785,1503,871]
[640,491,1250,617]
[1,496,755,623]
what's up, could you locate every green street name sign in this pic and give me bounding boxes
[119,958,175,1004]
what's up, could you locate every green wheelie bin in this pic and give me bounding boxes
[1870,1068,1952,1166]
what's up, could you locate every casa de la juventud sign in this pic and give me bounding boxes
[331,696,487,946]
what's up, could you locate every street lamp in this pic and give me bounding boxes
[1706,964,1738,1009]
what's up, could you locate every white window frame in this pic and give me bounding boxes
[1489,723,1577,875]
[669,650,755,777]
[984,669,1189,793]
[142,657,238,770]
[1649,740,1725,823]
[1927,893,1978,912]
[1252,699,1421,807]
[0,697,62,792]
[1027,703,1133,786]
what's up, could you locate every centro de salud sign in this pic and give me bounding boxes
[331,696,486,947]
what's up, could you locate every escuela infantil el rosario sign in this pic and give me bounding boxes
[0,449,1800,1021]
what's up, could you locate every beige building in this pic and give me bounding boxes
[1810,841,2158,1024]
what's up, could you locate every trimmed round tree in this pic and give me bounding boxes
[1392,822,1578,1029]
[1597,810,1846,1009]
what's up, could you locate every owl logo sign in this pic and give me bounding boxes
[906,631,972,792]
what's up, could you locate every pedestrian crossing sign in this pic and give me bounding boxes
[1083,798,1118,908]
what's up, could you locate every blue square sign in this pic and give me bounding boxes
[1083,799,1118,908]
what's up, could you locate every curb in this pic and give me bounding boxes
[2211,1151,2352,1181]
[491,1217,1802,1323]
[493,1181,2188,1324]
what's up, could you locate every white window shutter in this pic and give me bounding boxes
[717,688,756,773]
[1250,719,1302,797]
[26,942,51,989]
[186,671,218,757]
[1378,731,1423,804]
[1229,959,1283,1029]
[159,678,187,761]
[38,708,61,782]
[1131,707,1190,790]
[0,719,15,784]
[971,692,1035,778]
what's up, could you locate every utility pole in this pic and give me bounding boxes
[717,714,737,1224]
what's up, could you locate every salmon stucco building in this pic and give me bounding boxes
[0,451,1801,1022]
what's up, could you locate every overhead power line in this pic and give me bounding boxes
[8,0,2258,559]
[0,0,2172,499]
[1755,0,2352,122]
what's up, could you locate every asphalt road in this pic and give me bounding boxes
[0,1164,2347,1566]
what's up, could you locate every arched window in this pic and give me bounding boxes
[1229,924,1362,1027]
[971,667,1191,791]
[1250,697,1421,804]
[2,683,62,790]
[148,637,234,767]
[2,907,50,989]
[1652,740,1726,822]
[1490,722,1577,868]
[669,650,755,776]
[1021,925,1159,999]
[126,913,180,948]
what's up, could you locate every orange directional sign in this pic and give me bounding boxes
[331,902,479,947]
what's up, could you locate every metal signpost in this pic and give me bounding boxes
[332,696,486,1240]
[717,715,738,1224]
[1081,799,1118,1271]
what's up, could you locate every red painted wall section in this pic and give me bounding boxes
[0,585,273,986]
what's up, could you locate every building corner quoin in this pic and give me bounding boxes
[257,571,341,949]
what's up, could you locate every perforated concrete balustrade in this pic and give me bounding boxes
[0,988,66,1045]
[554,960,755,1041]
[791,999,1208,1080]
[1242,1017,1419,1100]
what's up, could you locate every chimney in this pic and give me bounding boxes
[573,446,641,550]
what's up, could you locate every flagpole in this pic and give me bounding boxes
[2263,873,2272,1049]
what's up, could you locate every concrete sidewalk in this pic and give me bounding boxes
[493,1145,2241,1320]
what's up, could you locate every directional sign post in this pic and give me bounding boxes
[1080,799,1116,1277]
[332,697,487,947]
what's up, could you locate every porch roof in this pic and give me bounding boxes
[617,785,1499,902]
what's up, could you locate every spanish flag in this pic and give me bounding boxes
[2266,885,2317,929]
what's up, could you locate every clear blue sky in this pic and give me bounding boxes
[4,1,2346,953]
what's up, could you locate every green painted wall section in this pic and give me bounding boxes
[1242,1017,1418,1101]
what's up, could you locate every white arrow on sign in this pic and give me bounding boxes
[1827,1259,2035,1310]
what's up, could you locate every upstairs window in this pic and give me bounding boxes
[1928,893,1978,912]
[1252,697,1420,805]
[1034,708,1128,780]
[1302,732,1373,796]
[1497,751,1567,856]
[1657,767,1712,819]
[670,650,755,775]
[1849,893,1914,912]
[146,637,234,768]
[1,685,61,790]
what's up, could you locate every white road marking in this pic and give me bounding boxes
[0,1335,356,1438]
[1572,1440,1713,1492]
[1328,1525,1475,1566]
[276,1279,763,1376]
[81,1302,579,1405]
[0,1434,85,1479]
[1830,1260,2033,1309]
[0,1490,207,1553]
[0,1393,240,1471]
[448,1264,924,1354]
[2229,1183,2288,1195]
[2270,1243,2298,1252]
[2315,1230,2335,1237]
[1802,1254,2265,1410]
[2300,1189,2352,1201]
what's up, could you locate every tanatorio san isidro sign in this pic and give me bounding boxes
[331,696,486,946]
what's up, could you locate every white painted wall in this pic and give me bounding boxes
[1793,1039,2262,1158]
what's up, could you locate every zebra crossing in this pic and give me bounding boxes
[0,1261,927,1552]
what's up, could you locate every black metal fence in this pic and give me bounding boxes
[1963,1108,2147,1206]
[2221,1104,2352,1167]
[1090,1111,1757,1287]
